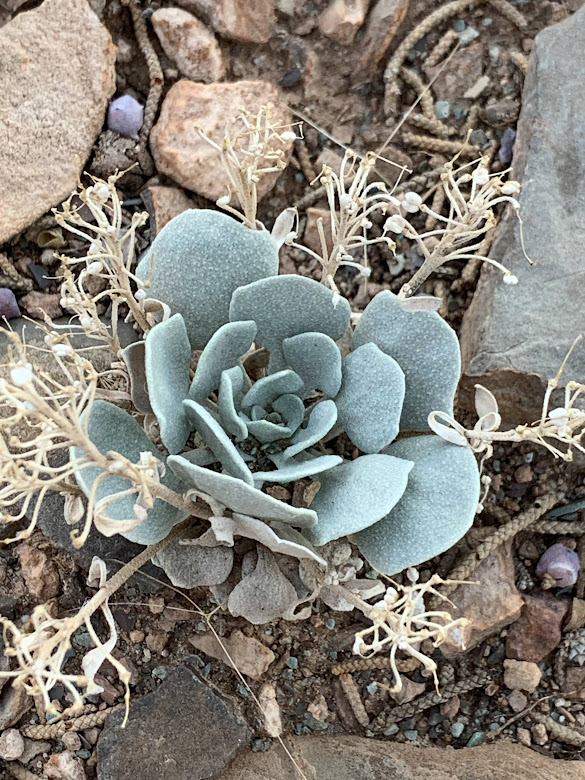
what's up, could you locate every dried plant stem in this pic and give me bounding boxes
[530,711,585,747]
[425,28,458,69]
[0,253,32,291]
[20,704,123,739]
[488,0,527,28]
[532,520,585,535]
[401,131,479,157]
[382,670,492,725]
[410,113,454,140]
[510,50,529,77]
[296,141,317,182]
[332,656,420,675]
[400,68,435,119]
[339,673,369,727]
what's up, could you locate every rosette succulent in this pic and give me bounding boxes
[72,208,480,576]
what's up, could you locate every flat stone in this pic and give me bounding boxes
[150,80,293,204]
[441,533,524,657]
[503,659,542,693]
[355,0,409,77]
[0,684,32,730]
[0,0,116,243]
[213,735,585,779]
[190,629,275,680]
[506,591,570,663]
[460,8,585,422]
[141,186,196,235]
[97,663,249,780]
[175,0,274,44]
[318,0,370,47]
[152,9,225,83]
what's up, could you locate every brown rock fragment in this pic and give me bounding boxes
[503,659,542,693]
[190,629,275,680]
[506,591,570,662]
[355,0,409,76]
[318,0,370,46]
[151,9,225,83]
[19,292,62,321]
[141,186,196,236]
[425,44,484,103]
[15,543,60,603]
[176,0,274,44]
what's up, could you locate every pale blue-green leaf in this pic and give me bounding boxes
[250,405,267,421]
[188,320,257,402]
[355,435,480,574]
[353,290,461,431]
[180,448,217,467]
[281,400,337,460]
[335,343,405,454]
[136,209,279,349]
[120,341,153,414]
[71,401,182,545]
[145,314,192,454]
[183,399,253,485]
[166,455,318,527]
[305,454,413,546]
[283,332,342,397]
[241,369,303,409]
[218,366,248,442]
[254,454,343,484]
[246,419,292,444]
[230,276,351,372]
[272,394,305,433]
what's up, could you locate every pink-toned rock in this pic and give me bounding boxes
[564,667,585,699]
[15,543,60,603]
[506,591,570,662]
[45,750,86,780]
[441,534,524,657]
[19,292,63,321]
[425,43,484,103]
[190,629,275,680]
[318,0,370,46]
[176,0,274,44]
[0,728,24,760]
[503,659,542,693]
[150,80,293,203]
[508,689,528,712]
[355,0,409,76]
[151,9,225,83]
[0,0,116,243]
[141,186,196,235]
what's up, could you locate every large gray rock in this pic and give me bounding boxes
[0,0,116,243]
[97,663,249,780]
[214,736,585,780]
[460,8,585,423]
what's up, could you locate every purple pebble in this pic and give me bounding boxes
[498,127,516,164]
[0,288,20,320]
[107,94,144,139]
[536,543,580,588]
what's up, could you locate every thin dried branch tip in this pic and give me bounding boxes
[197,103,301,229]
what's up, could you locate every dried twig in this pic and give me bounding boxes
[0,253,32,291]
[532,520,585,536]
[339,673,369,727]
[401,131,479,157]
[488,0,527,29]
[425,29,459,69]
[410,113,454,140]
[530,711,585,747]
[400,68,435,120]
[332,656,420,675]
[20,704,123,739]
[296,140,317,182]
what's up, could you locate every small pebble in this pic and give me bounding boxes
[404,729,419,742]
[76,748,92,759]
[384,724,399,736]
[434,100,450,120]
[151,666,167,680]
[517,726,531,747]
[61,732,81,752]
[0,288,20,319]
[531,722,548,746]
[452,18,466,32]
[482,17,492,26]
[325,618,336,630]
[108,94,144,139]
[466,731,485,747]
[366,683,378,696]
[458,27,479,45]
[286,656,299,670]
[450,721,465,738]
[0,729,24,761]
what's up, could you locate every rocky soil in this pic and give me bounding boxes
[2,0,585,778]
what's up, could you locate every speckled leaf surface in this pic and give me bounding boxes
[188,320,257,402]
[135,210,279,349]
[283,332,342,397]
[353,291,461,431]
[230,276,351,372]
[281,400,338,460]
[253,454,343,484]
[71,401,182,545]
[355,435,480,575]
[145,314,192,454]
[167,455,318,527]
[183,399,253,484]
[305,454,413,546]
[218,366,249,441]
[335,343,405,454]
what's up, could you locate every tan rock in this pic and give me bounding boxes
[15,543,60,603]
[503,659,542,693]
[152,9,225,83]
[190,629,275,680]
[45,750,86,780]
[355,0,409,76]
[564,666,585,699]
[141,186,196,236]
[389,676,426,705]
[506,591,569,662]
[441,534,524,657]
[0,729,24,761]
[508,689,528,712]
[303,207,334,257]
[318,0,370,46]
[176,0,274,44]
[531,722,548,746]
[0,0,116,243]
[150,80,293,203]
[19,292,63,321]
[212,735,585,779]
[258,682,282,737]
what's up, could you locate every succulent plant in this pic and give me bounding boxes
[72,208,480,576]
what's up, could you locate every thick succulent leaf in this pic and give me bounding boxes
[167,455,318,527]
[183,399,253,484]
[145,314,192,454]
[353,290,461,431]
[120,341,153,414]
[281,400,337,460]
[241,369,303,409]
[218,366,248,442]
[136,210,279,349]
[355,435,480,575]
[246,419,292,444]
[71,401,182,545]
[253,454,343,484]
[188,320,257,402]
[180,447,218,467]
[283,332,342,397]
[272,394,305,433]
[305,454,413,546]
[335,343,405,454]
[230,276,351,372]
